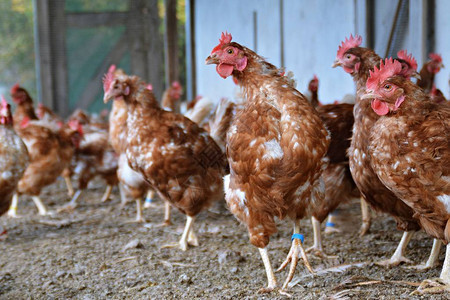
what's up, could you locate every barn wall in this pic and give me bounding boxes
[435,0,450,97]
[192,0,450,103]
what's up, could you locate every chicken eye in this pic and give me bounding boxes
[227,48,234,55]
[384,84,392,90]
[346,54,352,60]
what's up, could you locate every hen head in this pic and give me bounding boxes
[396,50,420,80]
[205,32,248,79]
[67,119,84,148]
[332,34,363,74]
[427,53,444,74]
[10,83,29,104]
[0,95,13,125]
[103,65,130,103]
[308,75,319,92]
[169,81,182,99]
[363,58,405,116]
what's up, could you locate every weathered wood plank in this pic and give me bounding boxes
[66,12,128,28]
[185,0,196,101]
[34,0,54,107]
[50,0,69,117]
[164,0,178,87]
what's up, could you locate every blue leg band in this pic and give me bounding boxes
[326,222,336,227]
[291,233,304,243]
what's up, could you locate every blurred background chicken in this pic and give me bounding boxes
[103,68,227,251]
[0,96,29,238]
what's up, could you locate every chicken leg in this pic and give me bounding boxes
[277,220,315,292]
[101,185,113,202]
[162,215,196,251]
[163,200,172,226]
[7,193,20,218]
[359,198,371,236]
[134,198,146,223]
[58,190,82,213]
[324,212,340,234]
[306,217,337,259]
[257,247,278,293]
[63,175,75,197]
[376,231,413,266]
[408,239,442,270]
[32,196,49,215]
[143,189,156,208]
[411,243,450,295]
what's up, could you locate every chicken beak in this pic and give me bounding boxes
[361,92,381,100]
[205,54,219,65]
[103,92,113,103]
[441,63,445,69]
[411,71,421,80]
[332,60,341,68]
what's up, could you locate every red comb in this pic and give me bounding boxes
[366,58,403,90]
[429,53,442,63]
[10,83,20,94]
[397,50,417,71]
[337,34,363,59]
[103,65,116,92]
[211,31,233,53]
[1,95,7,108]
[313,74,318,81]
[146,84,153,91]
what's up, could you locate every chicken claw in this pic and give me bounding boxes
[277,234,315,290]
[410,278,450,295]
[376,231,413,267]
[407,239,442,271]
[162,216,196,251]
[307,217,338,259]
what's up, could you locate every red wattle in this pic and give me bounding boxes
[216,64,234,78]
[371,99,389,116]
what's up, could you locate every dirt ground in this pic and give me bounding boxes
[0,178,448,299]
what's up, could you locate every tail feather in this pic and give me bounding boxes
[208,98,235,151]
[184,96,214,125]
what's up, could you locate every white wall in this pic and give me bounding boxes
[435,0,450,98]
[194,0,356,104]
[193,0,450,102]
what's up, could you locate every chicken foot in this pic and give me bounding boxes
[101,185,113,202]
[411,243,450,295]
[7,193,20,218]
[163,201,172,226]
[32,196,49,215]
[58,190,82,213]
[277,220,315,292]
[359,198,371,236]
[162,216,197,251]
[306,217,337,259]
[324,212,341,234]
[408,239,442,270]
[376,231,413,266]
[257,247,278,293]
[63,175,74,197]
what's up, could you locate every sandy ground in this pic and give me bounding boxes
[0,178,448,299]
